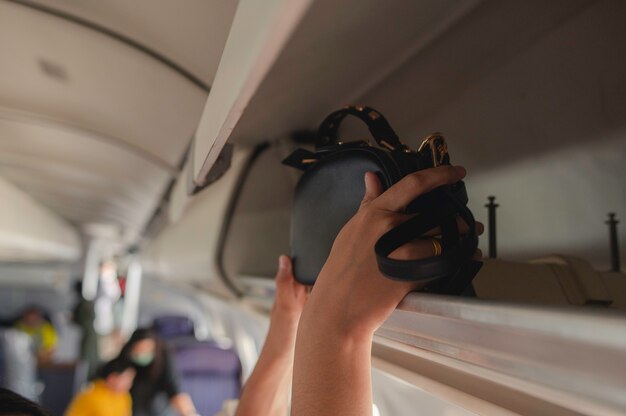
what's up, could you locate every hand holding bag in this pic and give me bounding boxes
[283,105,481,294]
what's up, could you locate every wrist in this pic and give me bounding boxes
[261,314,300,360]
[270,305,302,331]
[298,297,375,347]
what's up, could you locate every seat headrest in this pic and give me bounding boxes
[173,342,241,375]
[152,315,195,338]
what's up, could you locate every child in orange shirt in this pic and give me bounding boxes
[65,358,135,416]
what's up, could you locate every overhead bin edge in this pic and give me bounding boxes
[192,0,314,186]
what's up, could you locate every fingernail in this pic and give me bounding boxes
[278,255,288,269]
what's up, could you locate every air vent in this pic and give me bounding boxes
[38,58,68,82]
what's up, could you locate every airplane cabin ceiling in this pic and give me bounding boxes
[15,0,239,87]
[0,0,239,247]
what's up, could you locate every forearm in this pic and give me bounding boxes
[235,316,298,416]
[292,305,374,416]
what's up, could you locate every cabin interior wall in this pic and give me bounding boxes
[0,174,81,262]
[222,142,301,279]
[139,148,252,295]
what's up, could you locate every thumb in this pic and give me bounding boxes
[361,172,383,206]
[276,255,292,282]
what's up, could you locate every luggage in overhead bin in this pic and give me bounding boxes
[473,255,624,309]
[600,271,626,310]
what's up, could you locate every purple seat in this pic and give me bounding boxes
[171,341,241,416]
[152,316,195,339]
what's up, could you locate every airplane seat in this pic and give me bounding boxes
[171,340,241,416]
[0,328,38,401]
[39,363,79,416]
[152,315,196,339]
[152,315,241,415]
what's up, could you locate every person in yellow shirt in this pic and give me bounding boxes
[65,358,135,416]
[14,306,58,364]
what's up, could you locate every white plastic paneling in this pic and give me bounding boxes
[0,175,80,261]
[23,0,239,86]
[141,149,251,296]
[0,1,209,245]
[374,293,626,415]
[193,0,313,184]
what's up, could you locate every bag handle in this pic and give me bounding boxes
[374,189,480,291]
[316,105,409,152]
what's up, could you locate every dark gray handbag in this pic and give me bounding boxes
[283,105,481,293]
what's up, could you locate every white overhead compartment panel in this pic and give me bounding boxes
[0,175,81,262]
[192,0,481,185]
[193,0,314,185]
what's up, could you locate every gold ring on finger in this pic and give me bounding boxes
[430,238,442,256]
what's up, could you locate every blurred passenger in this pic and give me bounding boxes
[14,306,58,364]
[72,281,100,380]
[94,261,121,336]
[0,387,51,416]
[118,328,198,416]
[64,358,135,416]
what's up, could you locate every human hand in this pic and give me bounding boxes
[271,255,308,324]
[302,166,483,342]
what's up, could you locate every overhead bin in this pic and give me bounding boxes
[0,175,80,262]
[191,0,482,186]
[192,0,625,269]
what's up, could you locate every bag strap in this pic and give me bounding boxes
[374,189,480,290]
[316,105,409,152]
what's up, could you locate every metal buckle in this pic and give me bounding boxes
[418,133,449,167]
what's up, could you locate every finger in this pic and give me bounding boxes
[388,240,433,261]
[373,166,466,212]
[276,255,293,283]
[361,172,384,206]
[473,249,483,260]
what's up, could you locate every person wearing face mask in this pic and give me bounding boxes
[118,329,198,416]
